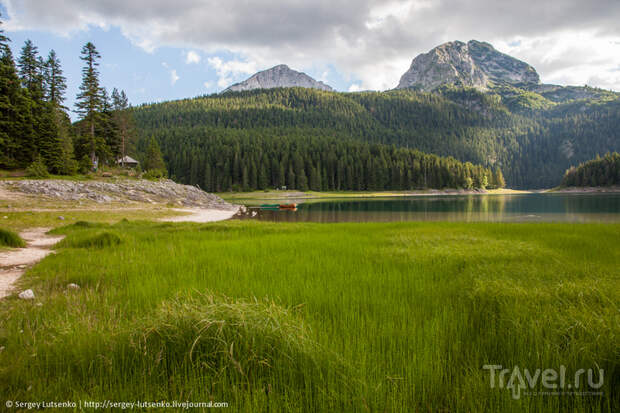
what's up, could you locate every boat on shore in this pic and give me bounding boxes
[259,203,298,210]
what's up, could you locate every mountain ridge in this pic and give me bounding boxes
[396,40,540,91]
[223,64,333,93]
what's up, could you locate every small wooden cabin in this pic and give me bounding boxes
[117,156,139,168]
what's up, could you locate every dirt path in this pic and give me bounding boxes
[0,228,64,299]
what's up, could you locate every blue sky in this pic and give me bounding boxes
[0,3,354,117]
[2,0,620,120]
[1,8,353,118]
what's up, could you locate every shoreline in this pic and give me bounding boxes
[219,186,620,201]
[548,186,620,193]
[219,188,535,201]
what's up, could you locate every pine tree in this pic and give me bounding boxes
[111,88,135,165]
[0,12,7,49]
[144,136,166,174]
[45,50,66,106]
[0,28,36,168]
[75,42,103,163]
[17,40,66,173]
[42,49,75,174]
[493,167,506,189]
[0,15,21,168]
[17,40,43,96]
[98,87,119,162]
[36,102,64,174]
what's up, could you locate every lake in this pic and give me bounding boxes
[237,193,620,223]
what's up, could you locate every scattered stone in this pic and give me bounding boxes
[2,179,236,210]
[101,172,113,177]
[0,346,4,353]
[35,302,43,307]
[58,216,65,220]
[18,289,35,300]
[67,283,80,290]
[2,216,7,219]
[251,211,258,217]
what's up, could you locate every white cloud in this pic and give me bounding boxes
[4,0,620,91]
[203,81,213,89]
[495,30,620,91]
[170,69,179,85]
[185,50,201,64]
[207,56,258,89]
[162,62,179,85]
[348,83,362,92]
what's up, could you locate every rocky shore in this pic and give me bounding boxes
[1,179,237,210]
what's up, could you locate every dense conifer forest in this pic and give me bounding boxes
[561,152,620,187]
[0,14,134,176]
[131,86,620,189]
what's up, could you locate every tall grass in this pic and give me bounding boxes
[0,228,25,248]
[0,220,618,411]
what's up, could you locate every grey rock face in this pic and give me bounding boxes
[397,40,540,91]
[223,64,333,93]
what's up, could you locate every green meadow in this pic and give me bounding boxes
[0,221,618,412]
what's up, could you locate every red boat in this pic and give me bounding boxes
[279,203,297,209]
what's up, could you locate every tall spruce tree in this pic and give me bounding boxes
[111,88,135,165]
[44,48,76,174]
[143,136,166,174]
[17,40,42,95]
[0,12,7,50]
[18,39,64,173]
[45,50,66,106]
[0,14,26,167]
[75,42,102,163]
[98,87,120,162]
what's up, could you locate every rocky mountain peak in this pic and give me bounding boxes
[396,40,540,91]
[223,64,333,93]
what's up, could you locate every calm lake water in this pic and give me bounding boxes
[238,193,620,223]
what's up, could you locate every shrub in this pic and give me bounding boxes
[78,155,93,174]
[61,158,79,175]
[0,228,26,248]
[25,156,50,178]
[143,169,165,180]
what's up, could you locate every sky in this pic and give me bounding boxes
[1,0,620,117]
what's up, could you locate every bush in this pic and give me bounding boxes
[25,156,50,178]
[61,158,79,176]
[143,169,165,180]
[78,155,93,175]
[0,228,26,248]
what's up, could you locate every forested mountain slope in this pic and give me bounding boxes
[131,86,620,189]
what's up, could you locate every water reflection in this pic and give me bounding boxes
[237,194,620,223]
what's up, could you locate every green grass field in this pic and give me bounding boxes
[0,221,618,411]
[0,208,184,232]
